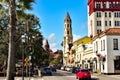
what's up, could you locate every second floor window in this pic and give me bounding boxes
[113,39,118,50]
[96,42,98,52]
[103,40,105,50]
[101,40,102,51]
[101,40,105,51]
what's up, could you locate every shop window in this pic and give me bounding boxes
[114,59,120,70]
[85,64,88,69]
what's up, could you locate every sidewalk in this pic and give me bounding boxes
[92,73,120,79]
[0,77,44,80]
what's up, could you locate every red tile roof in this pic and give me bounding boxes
[105,28,120,35]
[93,28,120,40]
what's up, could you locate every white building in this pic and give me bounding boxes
[88,0,120,37]
[93,28,120,74]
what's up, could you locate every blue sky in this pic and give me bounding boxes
[31,0,88,51]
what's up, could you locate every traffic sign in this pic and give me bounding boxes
[25,57,29,62]
[24,57,29,66]
[24,62,29,66]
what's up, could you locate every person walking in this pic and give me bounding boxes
[38,66,42,77]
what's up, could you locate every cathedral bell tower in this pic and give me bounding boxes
[63,12,73,66]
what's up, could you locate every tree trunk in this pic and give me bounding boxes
[6,0,16,80]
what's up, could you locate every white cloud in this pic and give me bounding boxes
[43,33,81,52]
[45,33,58,52]
[73,34,81,42]
[48,33,55,41]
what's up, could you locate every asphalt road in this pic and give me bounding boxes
[0,70,120,80]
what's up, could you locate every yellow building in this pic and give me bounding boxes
[74,36,94,71]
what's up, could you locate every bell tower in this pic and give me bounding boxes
[63,12,73,66]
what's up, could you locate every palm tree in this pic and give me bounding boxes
[0,0,44,79]
[7,0,16,80]
[6,0,35,80]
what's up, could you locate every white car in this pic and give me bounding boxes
[66,67,72,71]
[61,66,64,70]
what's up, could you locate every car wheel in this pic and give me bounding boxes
[76,77,78,79]
[79,78,82,80]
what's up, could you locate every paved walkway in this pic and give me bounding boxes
[0,77,44,80]
[92,73,120,79]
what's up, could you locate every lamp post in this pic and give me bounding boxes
[21,35,26,80]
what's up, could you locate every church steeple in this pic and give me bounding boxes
[44,39,50,51]
[64,12,71,22]
[64,12,73,38]
[63,12,73,66]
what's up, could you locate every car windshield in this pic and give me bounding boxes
[81,70,89,73]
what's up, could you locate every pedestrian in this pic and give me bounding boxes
[38,66,42,77]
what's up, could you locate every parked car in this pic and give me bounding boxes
[76,69,91,80]
[0,67,3,72]
[72,67,80,73]
[51,66,57,72]
[66,66,72,72]
[61,66,66,71]
[41,67,52,76]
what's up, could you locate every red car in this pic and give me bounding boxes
[76,69,91,80]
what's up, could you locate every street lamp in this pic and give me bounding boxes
[21,35,26,80]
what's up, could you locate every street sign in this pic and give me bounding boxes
[25,57,29,62]
[24,62,29,66]
[24,57,29,66]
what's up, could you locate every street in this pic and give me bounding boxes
[0,70,120,80]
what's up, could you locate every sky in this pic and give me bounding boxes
[31,0,88,52]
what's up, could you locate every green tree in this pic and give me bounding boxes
[50,50,63,65]
[0,0,36,80]
[0,1,49,80]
